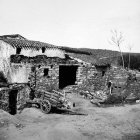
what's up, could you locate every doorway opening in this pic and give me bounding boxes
[59,65,78,89]
[9,90,18,115]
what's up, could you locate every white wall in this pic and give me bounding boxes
[10,64,31,83]
[0,41,15,81]
[0,40,66,83]
[0,40,16,59]
[21,48,65,58]
[0,40,65,58]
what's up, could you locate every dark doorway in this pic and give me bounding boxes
[16,48,21,54]
[59,65,78,89]
[44,68,49,76]
[9,90,18,115]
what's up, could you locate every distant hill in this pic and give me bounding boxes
[67,48,120,65]
[79,48,120,59]
[67,47,140,70]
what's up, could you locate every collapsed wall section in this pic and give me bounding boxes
[29,65,59,92]
[76,65,108,92]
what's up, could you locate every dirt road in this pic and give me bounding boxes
[0,93,140,140]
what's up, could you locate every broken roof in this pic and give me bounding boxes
[0,34,58,50]
[0,34,90,55]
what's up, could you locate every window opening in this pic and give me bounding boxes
[44,68,49,76]
[42,47,46,53]
[16,48,21,54]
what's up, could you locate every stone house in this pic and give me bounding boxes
[0,34,97,113]
[0,34,91,89]
[2,34,139,113]
[0,35,116,92]
[2,34,132,113]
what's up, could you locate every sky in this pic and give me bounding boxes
[0,0,140,52]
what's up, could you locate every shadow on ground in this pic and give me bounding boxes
[50,107,88,116]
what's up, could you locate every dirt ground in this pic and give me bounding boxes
[0,93,140,140]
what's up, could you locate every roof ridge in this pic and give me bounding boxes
[0,37,60,49]
[0,34,26,40]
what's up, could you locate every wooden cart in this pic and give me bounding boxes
[26,89,70,114]
[0,83,71,114]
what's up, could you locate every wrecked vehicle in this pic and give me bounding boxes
[25,89,72,114]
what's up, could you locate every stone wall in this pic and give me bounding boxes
[10,55,80,91]
[29,64,59,92]
[105,67,128,95]
[0,88,9,112]
[0,84,31,114]
[76,64,108,92]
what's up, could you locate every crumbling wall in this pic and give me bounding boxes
[0,57,11,82]
[103,68,140,101]
[36,65,59,91]
[106,67,128,83]
[0,40,16,59]
[29,65,59,92]
[10,63,31,83]
[105,67,128,95]
[76,65,108,92]
[123,73,140,100]
[10,55,79,92]
[0,88,9,112]
[16,85,31,111]
[0,84,31,114]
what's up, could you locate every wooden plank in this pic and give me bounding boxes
[44,94,51,98]
[44,94,59,101]
[51,93,60,98]
[44,96,50,101]
[51,96,59,101]
[52,90,64,97]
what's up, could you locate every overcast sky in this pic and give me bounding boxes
[0,0,140,52]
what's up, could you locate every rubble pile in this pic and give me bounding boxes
[71,66,140,105]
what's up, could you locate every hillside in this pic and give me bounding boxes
[79,48,120,59]
[67,48,140,70]
[67,48,120,65]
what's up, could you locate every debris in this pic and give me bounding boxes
[15,123,24,129]
[136,100,140,103]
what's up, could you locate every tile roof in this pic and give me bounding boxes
[0,34,59,50]
[0,34,91,54]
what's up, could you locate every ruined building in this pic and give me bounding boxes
[1,34,136,113]
[0,34,100,113]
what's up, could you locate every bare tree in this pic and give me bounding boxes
[128,44,133,70]
[109,30,125,69]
